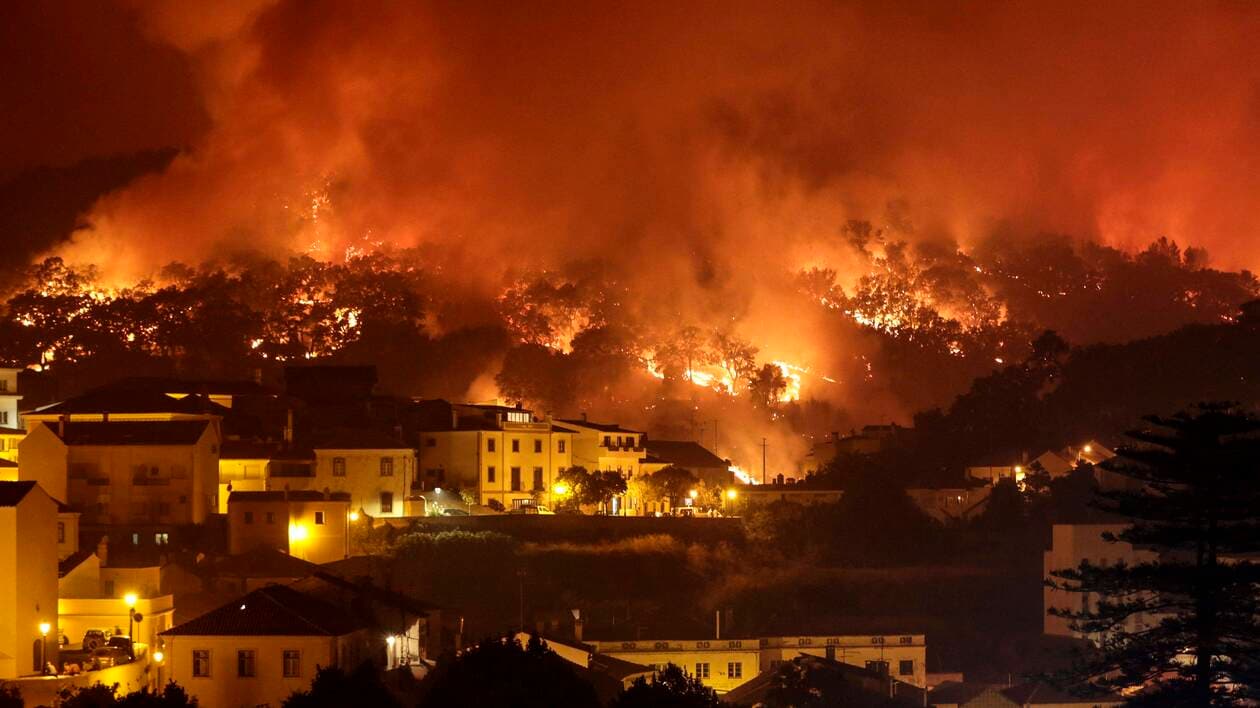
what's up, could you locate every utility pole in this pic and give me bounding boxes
[760,438,768,484]
[517,568,526,631]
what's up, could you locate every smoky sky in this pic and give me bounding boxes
[7,0,1260,280]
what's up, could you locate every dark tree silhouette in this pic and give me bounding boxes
[612,664,720,708]
[415,635,600,708]
[1047,404,1260,705]
[283,662,399,708]
[56,682,198,708]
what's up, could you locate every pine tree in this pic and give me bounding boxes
[1047,404,1260,705]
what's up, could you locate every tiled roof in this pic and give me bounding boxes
[313,427,410,450]
[0,459,16,468]
[214,547,319,579]
[51,420,211,446]
[58,550,95,577]
[928,682,1013,706]
[1002,683,1121,705]
[0,426,25,435]
[30,389,228,417]
[556,419,643,434]
[0,480,38,506]
[161,584,367,637]
[642,440,727,468]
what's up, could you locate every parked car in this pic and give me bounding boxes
[441,507,470,516]
[107,635,134,657]
[90,646,129,668]
[509,504,555,515]
[81,630,108,651]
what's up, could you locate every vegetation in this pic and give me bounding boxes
[415,635,600,708]
[56,682,197,708]
[1047,404,1260,705]
[612,664,720,708]
[555,466,627,512]
[283,662,399,708]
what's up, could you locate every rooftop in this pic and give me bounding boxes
[556,419,643,434]
[29,389,229,417]
[0,480,39,506]
[228,490,351,504]
[161,584,368,637]
[213,546,319,579]
[313,427,410,450]
[642,439,727,468]
[49,420,212,446]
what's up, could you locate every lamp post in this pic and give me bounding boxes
[39,622,50,674]
[385,634,396,669]
[124,592,141,659]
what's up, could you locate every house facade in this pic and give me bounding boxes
[0,481,59,679]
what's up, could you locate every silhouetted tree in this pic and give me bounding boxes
[283,662,398,708]
[57,682,197,708]
[1047,404,1260,705]
[415,635,600,708]
[0,685,21,708]
[749,363,788,409]
[612,664,720,708]
[644,466,699,508]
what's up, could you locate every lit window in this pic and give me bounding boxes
[727,662,742,679]
[192,649,211,677]
[380,492,394,514]
[155,532,169,545]
[558,440,566,453]
[237,649,256,677]
[283,650,301,678]
[314,511,325,525]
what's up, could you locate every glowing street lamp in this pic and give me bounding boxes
[39,622,50,674]
[553,483,570,496]
[688,489,699,499]
[348,510,360,522]
[385,635,396,668]
[726,488,738,500]
[124,593,140,658]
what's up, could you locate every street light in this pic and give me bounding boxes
[348,510,360,522]
[125,593,139,658]
[726,488,738,500]
[39,622,50,674]
[385,635,396,668]
[688,489,698,499]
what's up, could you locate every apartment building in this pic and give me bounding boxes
[227,490,351,564]
[0,481,59,679]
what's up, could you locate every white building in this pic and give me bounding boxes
[0,480,59,679]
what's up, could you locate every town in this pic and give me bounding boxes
[0,361,1230,707]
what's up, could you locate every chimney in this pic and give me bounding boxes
[572,610,584,642]
[715,609,721,640]
[96,535,109,567]
[284,408,294,444]
[102,410,109,423]
[581,412,588,422]
[58,414,66,438]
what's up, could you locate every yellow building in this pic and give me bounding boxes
[415,402,574,509]
[1043,524,1157,641]
[56,549,175,658]
[161,585,376,708]
[20,420,221,526]
[22,389,228,432]
[0,480,60,679]
[227,490,351,564]
[0,367,25,465]
[588,632,928,694]
[587,637,762,693]
[557,418,645,477]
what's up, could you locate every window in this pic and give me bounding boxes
[380,492,394,514]
[333,457,346,476]
[558,440,566,453]
[899,660,914,676]
[192,650,211,677]
[314,511,325,525]
[487,466,496,483]
[0,379,7,391]
[265,511,275,524]
[283,650,301,678]
[244,511,254,524]
[380,457,394,476]
[131,533,140,545]
[727,662,742,679]
[510,467,522,492]
[488,438,496,452]
[533,439,542,453]
[155,532,169,545]
[57,522,65,543]
[425,437,436,447]
[532,467,544,491]
[511,439,520,453]
[694,662,710,679]
[237,649,256,677]
[603,435,611,447]
[0,411,8,425]
[865,660,889,676]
